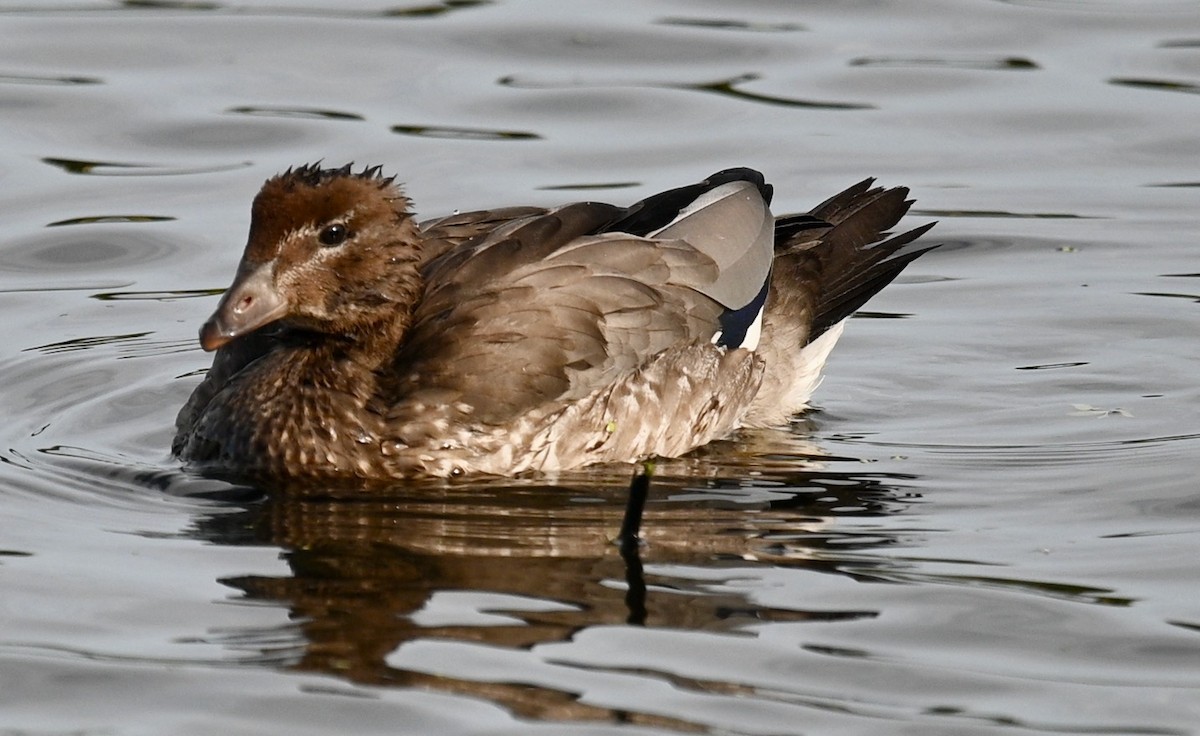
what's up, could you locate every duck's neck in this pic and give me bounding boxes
[307,219,426,374]
[279,302,415,387]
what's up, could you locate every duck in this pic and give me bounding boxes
[173,164,935,480]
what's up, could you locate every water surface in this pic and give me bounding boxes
[2,1,1199,734]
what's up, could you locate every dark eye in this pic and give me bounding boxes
[318,222,350,247]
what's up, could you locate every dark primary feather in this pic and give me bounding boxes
[774,181,937,340]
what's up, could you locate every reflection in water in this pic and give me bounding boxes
[177,434,913,722]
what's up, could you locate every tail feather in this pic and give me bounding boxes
[742,178,936,427]
[810,222,937,339]
[774,180,936,342]
[809,177,878,223]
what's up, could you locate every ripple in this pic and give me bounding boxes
[912,208,1095,219]
[226,106,364,121]
[868,570,1134,606]
[383,0,492,18]
[499,73,873,110]
[1168,620,1200,634]
[1015,361,1090,371]
[24,332,155,355]
[995,0,1200,11]
[537,181,640,191]
[0,72,102,85]
[0,0,491,18]
[829,433,1200,468]
[122,0,222,8]
[687,73,873,110]
[127,119,312,151]
[480,22,769,66]
[850,56,1039,70]
[655,17,806,33]
[1109,77,1200,95]
[0,281,130,295]
[0,352,195,509]
[390,124,540,141]
[1,443,211,514]
[41,157,251,176]
[1134,291,1200,304]
[47,215,175,227]
[91,288,223,301]
[23,332,196,359]
[853,310,914,321]
[0,229,178,276]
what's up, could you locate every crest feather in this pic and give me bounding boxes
[278,162,394,189]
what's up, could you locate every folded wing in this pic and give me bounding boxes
[389,170,776,427]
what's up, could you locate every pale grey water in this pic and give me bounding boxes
[2,1,1199,734]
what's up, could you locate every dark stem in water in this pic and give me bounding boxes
[618,463,652,625]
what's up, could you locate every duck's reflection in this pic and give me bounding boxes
[187,429,918,707]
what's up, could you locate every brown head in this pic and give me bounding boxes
[199,163,424,351]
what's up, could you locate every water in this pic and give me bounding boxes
[2,1,1200,733]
